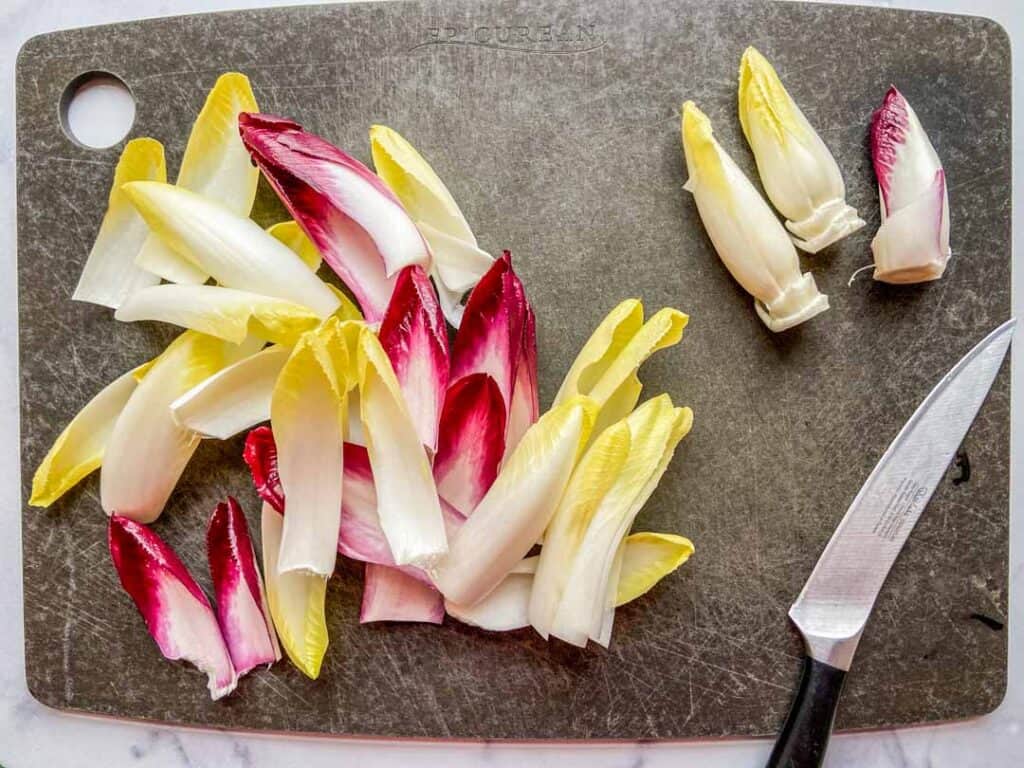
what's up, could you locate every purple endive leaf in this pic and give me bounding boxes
[243,426,284,514]
[449,252,526,408]
[207,497,281,676]
[506,303,539,454]
[109,515,237,699]
[360,564,445,624]
[238,113,429,321]
[433,373,506,516]
[378,265,449,452]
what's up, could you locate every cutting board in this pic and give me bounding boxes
[17,0,1011,740]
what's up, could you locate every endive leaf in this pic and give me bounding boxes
[506,304,539,453]
[72,138,164,308]
[378,265,449,451]
[271,326,346,576]
[615,532,694,606]
[109,515,237,699]
[554,301,686,435]
[542,396,693,647]
[433,373,506,516]
[171,345,290,440]
[123,181,341,318]
[136,73,259,284]
[431,396,597,607]
[115,284,321,345]
[101,331,253,522]
[529,420,632,639]
[357,327,447,567]
[449,531,691,632]
[369,125,476,246]
[418,221,494,292]
[449,253,527,408]
[207,497,280,676]
[243,426,284,514]
[260,503,328,679]
[30,362,147,507]
[268,220,321,272]
[239,114,430,322]
[360,564,444,624]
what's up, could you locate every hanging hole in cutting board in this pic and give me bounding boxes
[59,71,136,149]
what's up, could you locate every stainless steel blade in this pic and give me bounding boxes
[789,319,1014,670]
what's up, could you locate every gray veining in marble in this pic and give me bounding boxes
[15,0,1012,741]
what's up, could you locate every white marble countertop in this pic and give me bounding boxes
[2,0,1021,765]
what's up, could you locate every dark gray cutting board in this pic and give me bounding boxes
[17,0,1011,740]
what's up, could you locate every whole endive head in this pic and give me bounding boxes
[737,47,864,253]
[869,86,950,284]
[681,101,828,332]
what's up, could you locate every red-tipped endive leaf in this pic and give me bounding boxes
[378,265,449,451]
[360,564,444,624]
[449,252,526,407]
[207,497,281,676]
[238,113,429,322]
[109,515,237,699]
[433,373,506,516]
[506,304,539,453]
[242,428,460,582]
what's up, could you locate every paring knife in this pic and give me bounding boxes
[765,319,1015,768]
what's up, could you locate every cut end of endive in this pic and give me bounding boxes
[754,273,830,332]
[871,169,950,284]
[109,515,237,699]
[207,497,281,676]
[360,564,444,624]
[785,200,866,254]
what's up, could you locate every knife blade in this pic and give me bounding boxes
[766,318,1014,768]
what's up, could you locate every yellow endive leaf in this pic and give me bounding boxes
[73,138,165,308]
[29,360,151,507]
[261,503,328,679]
[615,532,694,606]
[267,220,322,272]
[681,101,731,201]
[136,72,259,284]
[529,420,631,638]
[369,125,476,245]
[357,327,447,567]
[555,301,687,435]
[271,323,347,577]
[115,284,321,346]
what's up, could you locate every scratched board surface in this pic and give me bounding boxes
[17,0,1011,739]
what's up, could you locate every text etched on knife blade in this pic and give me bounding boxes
[872,476,928,541]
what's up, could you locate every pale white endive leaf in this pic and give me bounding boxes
[123,181,341,318]
[115,284,321,345]
[100,331,255,522]
[171,345,290,439]
[73,138,164,308]
[271,324,347,576]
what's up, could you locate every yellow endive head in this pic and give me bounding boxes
[737,46,805,147]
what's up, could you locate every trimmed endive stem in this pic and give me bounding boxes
[869,86,951,284]
[738,47,865,253]
[681,101,829,332]
[109,515,237,699]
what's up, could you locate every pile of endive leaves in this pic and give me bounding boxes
[31,73,694,699]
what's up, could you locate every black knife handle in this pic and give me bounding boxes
[765,655,847,768]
